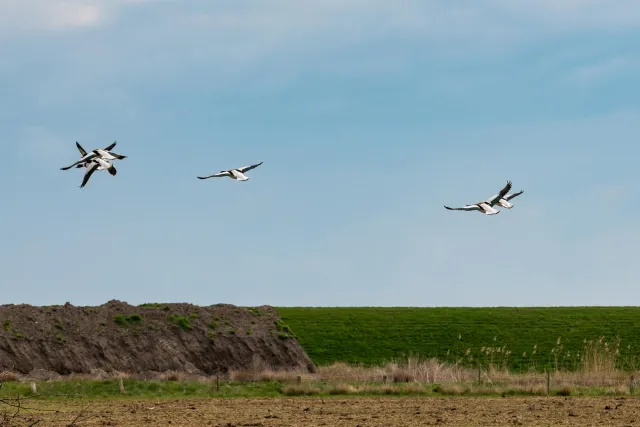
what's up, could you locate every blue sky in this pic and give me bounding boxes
[2,1,640,307]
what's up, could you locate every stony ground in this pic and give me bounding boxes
[14,396,640,426]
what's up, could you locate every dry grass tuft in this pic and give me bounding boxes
[437,384,468,395]
[280,383,322,396]
[160,370,184,381]
[556,384,573,396]
[523,383,548,396]
[328,383,359,395]
[0,371,19,382]
[391,368,414,383]
[229,370,256,382]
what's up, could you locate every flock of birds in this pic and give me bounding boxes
[444,181,524,215]
[60,141,524,215]
[59,141,264,188]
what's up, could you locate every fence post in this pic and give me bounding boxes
[477,366,481,384]
[630,375,635,396]
[546,369,550,396]
[297,375,302,384]
[216,371,220,392]
[383,375,387,384]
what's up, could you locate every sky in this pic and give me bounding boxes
[1,0,640,307]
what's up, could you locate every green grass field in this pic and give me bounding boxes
[277,307,640,372]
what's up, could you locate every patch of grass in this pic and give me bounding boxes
[275,320,292,334]
[208,331,216,344]
[55,333,65,343]
[3,320,11,332]
[208,321,218,330]
[114,315,127,326]
[13,331,25,339]
[277,307,640,371]
[140,303,170,311]
[127,314,143,323]
[246,329,253,336]
[114,314,143,326]
[168,315,192,330]
[247,307,262,316]
[0,371,632,400]
[0,379,284,399]
[274,319,297,340]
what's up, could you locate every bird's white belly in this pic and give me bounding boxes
[231,170,249,180]
[96,150,116,160]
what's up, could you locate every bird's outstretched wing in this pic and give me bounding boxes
[104,141,117,151]
[80,162,99,188]
[486,181,512,206]
[61,152,98,170]
[504,190,523,201]
[444,205,481,212]
[237,161,263,173]
[76,141,88,157]
[197,171,230,180]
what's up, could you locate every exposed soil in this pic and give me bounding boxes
[12,396,640,426]
[0,301,314,377]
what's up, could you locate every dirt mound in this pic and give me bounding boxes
[0,301,314,377]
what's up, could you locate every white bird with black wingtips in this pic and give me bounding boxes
[60,141,126,171]
[444,181,513,215]
[495,189,524,209]
[197,161,263,181]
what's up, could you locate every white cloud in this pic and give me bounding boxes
[0,1,107,34]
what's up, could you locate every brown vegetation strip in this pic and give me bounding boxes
[17,396,640,426]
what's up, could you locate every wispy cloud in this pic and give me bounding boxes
[0,0,107,34]
[563,56,640,85]
[2,0,635,108]
[5,1,640,54]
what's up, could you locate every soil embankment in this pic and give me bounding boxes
[0,300,314,377]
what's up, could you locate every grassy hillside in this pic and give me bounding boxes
[277,307,640,372]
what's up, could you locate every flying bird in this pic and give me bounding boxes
[61,141,126,171]
[80,157,117,188]
[444,181,513,215]
[197,161,263,181]
[68,141,102,169]
[495,190,524,209]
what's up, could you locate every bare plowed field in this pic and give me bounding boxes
[20,396,640,426]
